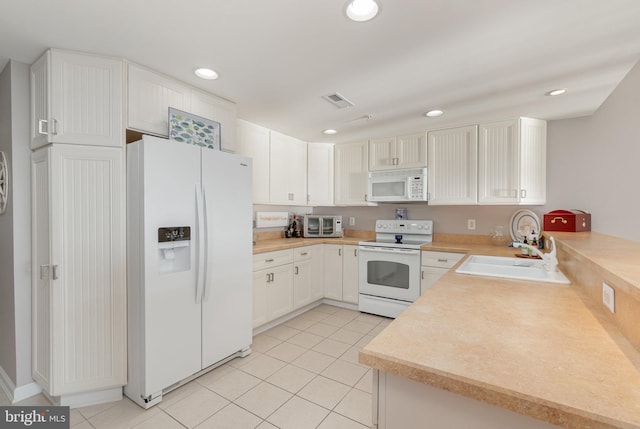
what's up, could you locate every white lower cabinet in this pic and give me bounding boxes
[252,250,294,328]
[323,244,344,300]
[322,244,359,304]
[254,243,358,328]
[342,245,359,304]
[420,251,465,294]
[31,144,126,403]
[293,245,324,308]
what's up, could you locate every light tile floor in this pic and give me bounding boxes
[1,304,391,429]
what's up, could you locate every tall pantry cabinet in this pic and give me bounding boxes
[30,49,126,406]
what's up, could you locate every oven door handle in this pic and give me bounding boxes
[358,246,421,256]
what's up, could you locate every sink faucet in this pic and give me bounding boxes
[513,236,559,272]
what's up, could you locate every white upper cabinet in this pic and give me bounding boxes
[478,118,546,205]
[190,89,237,152]
[236,120,270,204]
[307,143,334,206]
[427,125,478,205]
[127,64,191,136]
[269,131,307,206]
[369,133,427,171]
[334,141,372,206]
[127,64,237,152]
[30,49,124,149]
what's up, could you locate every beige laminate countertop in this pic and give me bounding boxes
[252,237,363,254]
[359,233,640,429]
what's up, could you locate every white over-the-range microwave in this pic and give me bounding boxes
[367,168,428,202]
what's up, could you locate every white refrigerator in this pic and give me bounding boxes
[125,135,252,408]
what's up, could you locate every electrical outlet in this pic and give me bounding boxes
[602,282,615,313]
[349,217,356,226]
[467,219,476,230]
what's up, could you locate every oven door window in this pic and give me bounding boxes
[366,260,410,289]
[321,218,335,235]
[306,218,320,235]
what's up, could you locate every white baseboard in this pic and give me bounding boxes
[0,365,43,403]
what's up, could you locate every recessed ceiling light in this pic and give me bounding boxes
[345,0,380,22]
[194,68,219,80]
[425,109,444,117]
[323,129,338,135]
[546,88,567,96]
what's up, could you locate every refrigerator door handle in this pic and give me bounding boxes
[195,184,206,304]
[202,185,212,302]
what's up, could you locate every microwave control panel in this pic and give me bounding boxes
[409,175,426,200]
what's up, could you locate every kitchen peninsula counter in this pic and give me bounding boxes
[359,232,640,429]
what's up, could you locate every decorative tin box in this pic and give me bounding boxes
[543,209,591,232]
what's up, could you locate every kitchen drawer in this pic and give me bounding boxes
[253,249,293,271]
[421,251,465,269]
[293,245,316,262]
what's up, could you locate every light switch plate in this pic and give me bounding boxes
[602,282,615,313]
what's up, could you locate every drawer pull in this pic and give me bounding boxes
[300,252,308,256]
[437,258,448,262]
[265,258,275,263]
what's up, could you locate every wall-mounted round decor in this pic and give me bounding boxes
[0,150,8,214]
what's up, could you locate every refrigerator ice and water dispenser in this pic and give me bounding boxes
[157,226,191,273]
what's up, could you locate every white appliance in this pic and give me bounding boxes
[125,136,252,409]
[359,220,433,318]
[367,168,428,202]
[303,215,343,238]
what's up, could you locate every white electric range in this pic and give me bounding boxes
[358,220,433,318]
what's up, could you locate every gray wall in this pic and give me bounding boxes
[0,60,32,389]
[315,60,640,242]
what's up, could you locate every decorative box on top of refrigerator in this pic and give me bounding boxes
[543,209,591,232]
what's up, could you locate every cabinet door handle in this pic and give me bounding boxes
[52,265,59,280]
[51,119,58,135]
[421,270,424,280]
[295,266,299,275]
[520,189,527,199]
[354,249,358,257]
[265,258,274,263]
[37,119,48,135]
[266,273,271,283]
[338,248,342,256]
[288,193,294,200]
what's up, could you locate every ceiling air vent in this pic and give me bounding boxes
[323,92,354,109]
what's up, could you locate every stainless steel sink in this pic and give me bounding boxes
[455,255,571,284]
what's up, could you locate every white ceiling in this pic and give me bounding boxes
[2,0,640,143]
